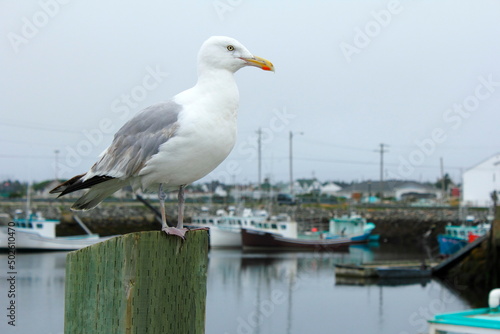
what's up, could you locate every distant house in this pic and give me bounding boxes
[462,153,500,207]
[393,182,440,201]
[294,179,322,194]
[320,182,342,195]
[213,185,228,197]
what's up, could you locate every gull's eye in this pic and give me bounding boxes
[227,45,235,51]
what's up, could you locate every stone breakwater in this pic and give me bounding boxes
[0,201,489,242]
[285,206,468,243]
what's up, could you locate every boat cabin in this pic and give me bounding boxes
[191,216,222,226]
[329,214,374,237]
[13,212,59,239]
[191,211,298,238]
[245,214,298,238]
[444,224,490,241]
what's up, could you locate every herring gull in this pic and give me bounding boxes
[50,36,274,238]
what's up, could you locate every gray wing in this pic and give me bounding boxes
[89,100,182,178]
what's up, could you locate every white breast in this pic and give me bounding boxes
[138,72,239,190]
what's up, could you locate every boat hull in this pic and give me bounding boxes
[328,232,373,244]
[209,227,241,248]
[335,263,432,279]
[376,267,431,278]
[0,228,113,251]
[241,228,350,251]
[437,234,468,255]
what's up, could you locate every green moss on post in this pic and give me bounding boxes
[64,230,209,334]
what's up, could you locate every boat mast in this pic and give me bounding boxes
[268,175,274,216]
[257,127,262,197]
[26,182,31,221]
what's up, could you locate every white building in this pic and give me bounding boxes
[320,182,342,195]
[393,182,441,201]
[335,180,440,201]
[462,153,500,207]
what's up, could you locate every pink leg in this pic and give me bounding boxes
[161,184,188,239]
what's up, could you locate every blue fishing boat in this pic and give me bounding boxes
[437,223,490,255]
[326,213,376,243]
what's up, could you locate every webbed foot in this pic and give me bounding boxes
[162,227,189,239]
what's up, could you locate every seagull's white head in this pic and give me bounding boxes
[197,36,274,74]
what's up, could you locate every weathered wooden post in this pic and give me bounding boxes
[64,230,209,334]
[493,204,500,247]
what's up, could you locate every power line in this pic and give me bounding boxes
[300,138,375,152]
[0,118,116,135]
[235,155,465,170]
[0,154,54,160]
[0,138,60,147]
[0,120,79,134]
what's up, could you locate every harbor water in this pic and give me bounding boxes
[0,243,470,334]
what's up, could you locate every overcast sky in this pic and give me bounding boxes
[1,0,499,187]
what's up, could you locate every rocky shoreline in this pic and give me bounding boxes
[0,200,489,243]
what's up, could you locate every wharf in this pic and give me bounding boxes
[336,234,487,280]
[336,260,435,279]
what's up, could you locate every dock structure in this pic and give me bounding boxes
[432,234,488,275]
[64,230,209,334]
[493,204,500,247]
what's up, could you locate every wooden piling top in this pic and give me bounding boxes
[64,230,209,334]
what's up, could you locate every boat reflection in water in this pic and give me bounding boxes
[206,246,470,334]
[0,243,471,334]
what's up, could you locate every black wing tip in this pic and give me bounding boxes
[50,174,115,197]
[49,184,67,195]
[49,174,86,195]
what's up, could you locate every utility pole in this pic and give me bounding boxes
[256,128,262,195]
[440,157,445,204]
[289,131,303,195]
[54,149,60,181]
[289,131,294,195]
[376,143,388,201]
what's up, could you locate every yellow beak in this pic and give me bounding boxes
[241,56,275,72]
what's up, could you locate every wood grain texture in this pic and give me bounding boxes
[64,230,209,334]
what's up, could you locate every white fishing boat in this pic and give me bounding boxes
[0,211,114,251]
[241,213,298,238]
[190,208,269,248]
[191,207,298,247]
[189,213,240,248]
